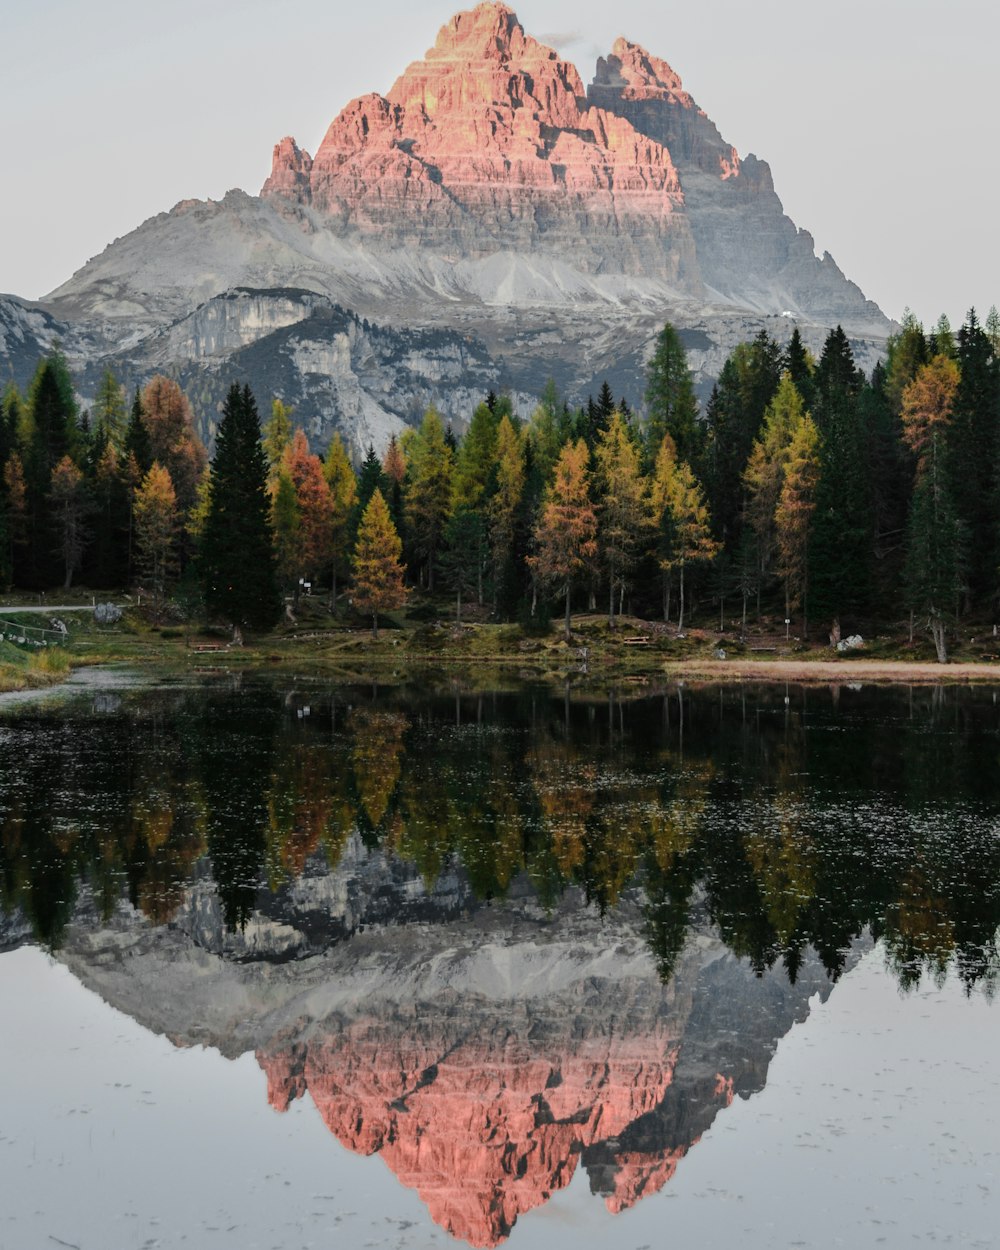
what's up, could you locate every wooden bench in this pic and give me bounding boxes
[189,642,226,653]
[621,636,652,646]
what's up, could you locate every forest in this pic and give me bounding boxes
[1,306,998,658]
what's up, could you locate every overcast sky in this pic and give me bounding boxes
[1,0,996,329]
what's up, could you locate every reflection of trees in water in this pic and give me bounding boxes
[1,681,999,992]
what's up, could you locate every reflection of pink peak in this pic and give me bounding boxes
[604,1146,687,1214]
[259,1024,681,1247]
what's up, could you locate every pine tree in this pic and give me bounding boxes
[93,368,127,449]
[645,323,700,465]
[49,456,89,589]
[490,414,526,614]
[594,410,648,623]
[404,408,454,591]
[201,383,280,632]
[141,376,207,513]
[440,507,483,622]
[742,374,807,598]
[134,462,178,610]
[782,327,814,410]
[262,399,293,483]
[124,388,153,477]
[452,401,499,511]
[283,429,334,589]
[324,433,358,610]
[901,358,965,660]
[652,440,717,632]
[352,489,406,638]
[808,327,872,631]
[270,468,300,594]
[701,335,782,550]
[775,414,821,633]
[529,440,597,640]
[948,312,999,604]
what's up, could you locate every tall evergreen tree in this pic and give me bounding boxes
[645,323,700,465]
[404,408,454,591]
[201,383,280,631]
[949,311,999,603]
[808,327,873,631]
[353,488,406,638]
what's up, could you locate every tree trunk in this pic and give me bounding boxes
[456,588,462,623]
[564,582,572,642]
[608,579,615,629]
[678,560,686,633]
[372,611,379,641]
[930,612,947,663]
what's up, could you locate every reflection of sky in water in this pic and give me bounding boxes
[1,945,995,1250]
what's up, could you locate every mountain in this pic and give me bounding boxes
[8,3,891,453]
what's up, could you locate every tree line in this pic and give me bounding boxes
[1,304,998,653]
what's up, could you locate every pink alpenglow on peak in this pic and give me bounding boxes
[262,2,699,289]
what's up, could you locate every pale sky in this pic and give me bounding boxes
[1,0,996,329]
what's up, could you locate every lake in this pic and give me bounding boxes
[1,672,997,1249]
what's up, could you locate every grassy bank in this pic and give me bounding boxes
[11,594,996,690]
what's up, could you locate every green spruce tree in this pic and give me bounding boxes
[201,383,280,632]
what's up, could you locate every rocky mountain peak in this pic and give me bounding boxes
[597,38,694,108]
[385,2,585,122]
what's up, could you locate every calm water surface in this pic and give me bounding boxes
[1,673,998,1249]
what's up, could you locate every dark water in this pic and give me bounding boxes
[1,674,998,1248]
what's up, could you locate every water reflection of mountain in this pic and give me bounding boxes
[51,844,859,1247]
[3,675,998,1243]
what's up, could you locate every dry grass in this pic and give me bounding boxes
[662,658,1000,685]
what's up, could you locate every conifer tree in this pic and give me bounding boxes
[352,488,406,639]
[124,388,153,477]
[324,433,358,610]
[782,327,814,410]
[201,383,280,632]
[594,410,648,623]
[134,462,178,610]
[404,408,454,591]
[490,414,526,614]
[742,374,806,596]
[452,401,499,512]
[2,454,28,585]
[270,468,300,595]
[775,414,821,634]
[356,444,387,513]
[645,323,700,465]
[901,358,965,660]
[440,507,483,622]
[93,368,127,449]
[529,439,597,640]
[282,429,335,590]
[808,327,872,631]
[49,456,89,589]
[262,399,294,484]
[141,376,207,513]
[653,444,717,632]
[948,312,999,602]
